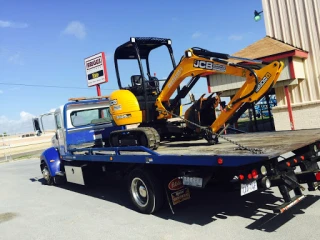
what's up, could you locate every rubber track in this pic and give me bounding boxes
[110,127,160,150]
[148,127,161,149]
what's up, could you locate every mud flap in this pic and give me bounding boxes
[164,177,191,214]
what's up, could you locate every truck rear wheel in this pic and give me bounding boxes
[128,168,164,214]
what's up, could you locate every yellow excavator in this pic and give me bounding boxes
[108,37,284,149]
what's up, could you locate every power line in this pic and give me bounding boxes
[0,82,117,90]
[0,82,228,97]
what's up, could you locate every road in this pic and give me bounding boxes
[1,159,320,240]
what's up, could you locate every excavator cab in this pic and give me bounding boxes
[113,37,181,122]
[114,37,176,95]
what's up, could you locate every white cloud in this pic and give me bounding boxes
[62,21,86,39]
[8,52,24,65]
[0,20,28,28]
[228,34,244,41]
[0,111,57,135]
[192,31,202,39]
[0,90,3,94]
[0,111,35,134]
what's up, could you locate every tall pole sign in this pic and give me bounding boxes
[84,52,108,96]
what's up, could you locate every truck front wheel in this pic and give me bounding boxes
[41,162,54,185]
[128,168,164,214]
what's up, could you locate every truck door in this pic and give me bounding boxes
[54,112,66,155]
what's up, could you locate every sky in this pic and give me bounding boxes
[0,0,266,134]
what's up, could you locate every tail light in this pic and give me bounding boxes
[252,169,258,179]
[315,172,320,181]
[239,174,245,181]
[247,173,253,180]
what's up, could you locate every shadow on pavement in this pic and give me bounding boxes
[29,175,320,232]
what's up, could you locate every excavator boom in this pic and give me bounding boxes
[155,47,284,134]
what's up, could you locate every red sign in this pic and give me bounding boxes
[168,178,184,191]
[86,56,102,70]
[84,52,108,87]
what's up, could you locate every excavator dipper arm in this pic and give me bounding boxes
[155,47,284,134]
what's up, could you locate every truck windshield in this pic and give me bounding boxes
[70,107,112,127]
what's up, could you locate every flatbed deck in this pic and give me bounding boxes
[67,129,320,167]
[156,128,320,158]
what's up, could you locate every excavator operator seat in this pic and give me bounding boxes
[130,75,160,96]
[130,75,144,96]
[147,76,160,94]
[131,75,143,86]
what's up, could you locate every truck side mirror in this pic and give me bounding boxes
[32,118,42,136]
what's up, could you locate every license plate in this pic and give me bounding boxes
[171,187,191,205]
[240,180,258,196]
[182,177,203,188]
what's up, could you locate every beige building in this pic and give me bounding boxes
[207,0,320,131]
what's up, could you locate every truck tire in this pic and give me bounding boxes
[128,168,164,214]
[41,162,54,185]
[40,161,65,185]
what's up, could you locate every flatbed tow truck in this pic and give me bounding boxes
[36,96,320,215]
[36,37,320,215]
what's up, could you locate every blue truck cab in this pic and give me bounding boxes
[39,97,123,184]
[52,97,123,155]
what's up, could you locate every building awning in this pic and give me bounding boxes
[231,36,308,61]
[207,36,309,97]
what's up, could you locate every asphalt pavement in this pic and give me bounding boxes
[1,159,320,240]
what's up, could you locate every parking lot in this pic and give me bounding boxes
[1,159,320,240]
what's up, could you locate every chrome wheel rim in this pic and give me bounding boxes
[131,177,149,207]
[42,167,50,181]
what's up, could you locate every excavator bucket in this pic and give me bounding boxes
[184,93,218,131]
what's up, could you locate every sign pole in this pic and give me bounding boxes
[96,84,101,96]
